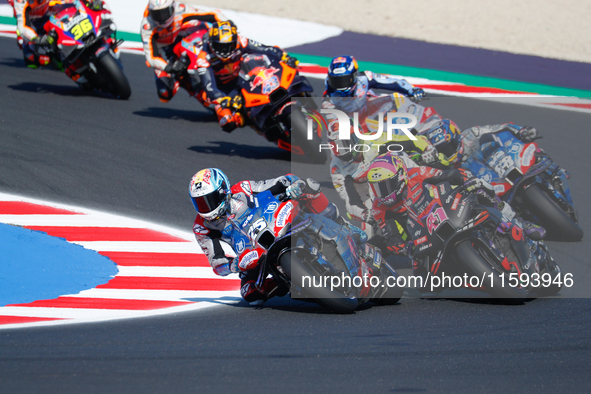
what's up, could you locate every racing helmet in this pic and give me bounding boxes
[189,168,231,221]
[26,0,50,17]
[326,56,359,97]
[148,0,176,28]
[423,119,462,164]
[327,124,361,162]
[208,21,238,60]
[367,153,409,205]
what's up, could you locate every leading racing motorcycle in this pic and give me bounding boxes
[461,129,583,241]
[38,0,130,99]
[225,190,402,313]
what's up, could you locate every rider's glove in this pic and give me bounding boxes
[360,209,376,225]
[215,96,232,109]
[286,180,306,200]
[464,177,495,198]
[37,34,55,48]
[281,52,299,68]
[409,87,425,102]
[231,95,243,111]
[515,126,538,143]
[420,144,438,165]
[164,59,188,75]
[87,0,103,11]
[211,256,236,276]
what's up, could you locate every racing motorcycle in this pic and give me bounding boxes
[461,129,583,241]
[403,181,562,300]
[237,54,326,163]
[38,0,130,99]
[225,190,402,313]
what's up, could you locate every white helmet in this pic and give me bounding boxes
[148,0,175,28]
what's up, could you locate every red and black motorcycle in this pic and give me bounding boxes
[38,1,130,99]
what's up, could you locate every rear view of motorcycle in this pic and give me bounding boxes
[39,1,130,99]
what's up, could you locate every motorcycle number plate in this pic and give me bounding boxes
[68,17,94,41]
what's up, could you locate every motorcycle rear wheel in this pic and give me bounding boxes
[96,53,131,100]
[455,240,528,303]
[279,251,358,314]
[522,185,583,241]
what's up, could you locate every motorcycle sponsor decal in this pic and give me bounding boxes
[230,199,244,213]
[482,173,493,183]
[418,243,432,252]
[238,250,259,270]
[414,230,422,237]
[509,142,521,155]
[432,187,439,200]
[412,189,422,199]
[493,155,514,177]
[247,218,267,241]
[262,75,280,95]
[451,193,461,210]
[439,184,446,195]
[426,207,449,234]
[275,202,293,228]
[264,201,279,214]
[249,67,279,90]
[414,235,427,245]
[456,202,466,218]
[494,184,505,194]
[63,13,90,32]
[521,144,536,167]
[235,238,246,254]
[242,214,254,228]
[240,181,251,194]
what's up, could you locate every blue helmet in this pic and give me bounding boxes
[326,56,359,97]
[189,168,231,220]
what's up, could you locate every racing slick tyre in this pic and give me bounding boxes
[372,265,403,305]
[455,240,528,303]
[522,185,583,242]
[279,250,358,314]
[96,53,131,100]
[288,109,328,164]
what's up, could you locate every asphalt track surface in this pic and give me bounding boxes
[1,37,591,393]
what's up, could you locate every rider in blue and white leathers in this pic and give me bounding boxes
[322,56,426,236]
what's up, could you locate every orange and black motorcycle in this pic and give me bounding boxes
[236,53,327,163]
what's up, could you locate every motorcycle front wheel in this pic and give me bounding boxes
[96,53,131,100]
[279,251,358,314]
[455,240,528,303]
